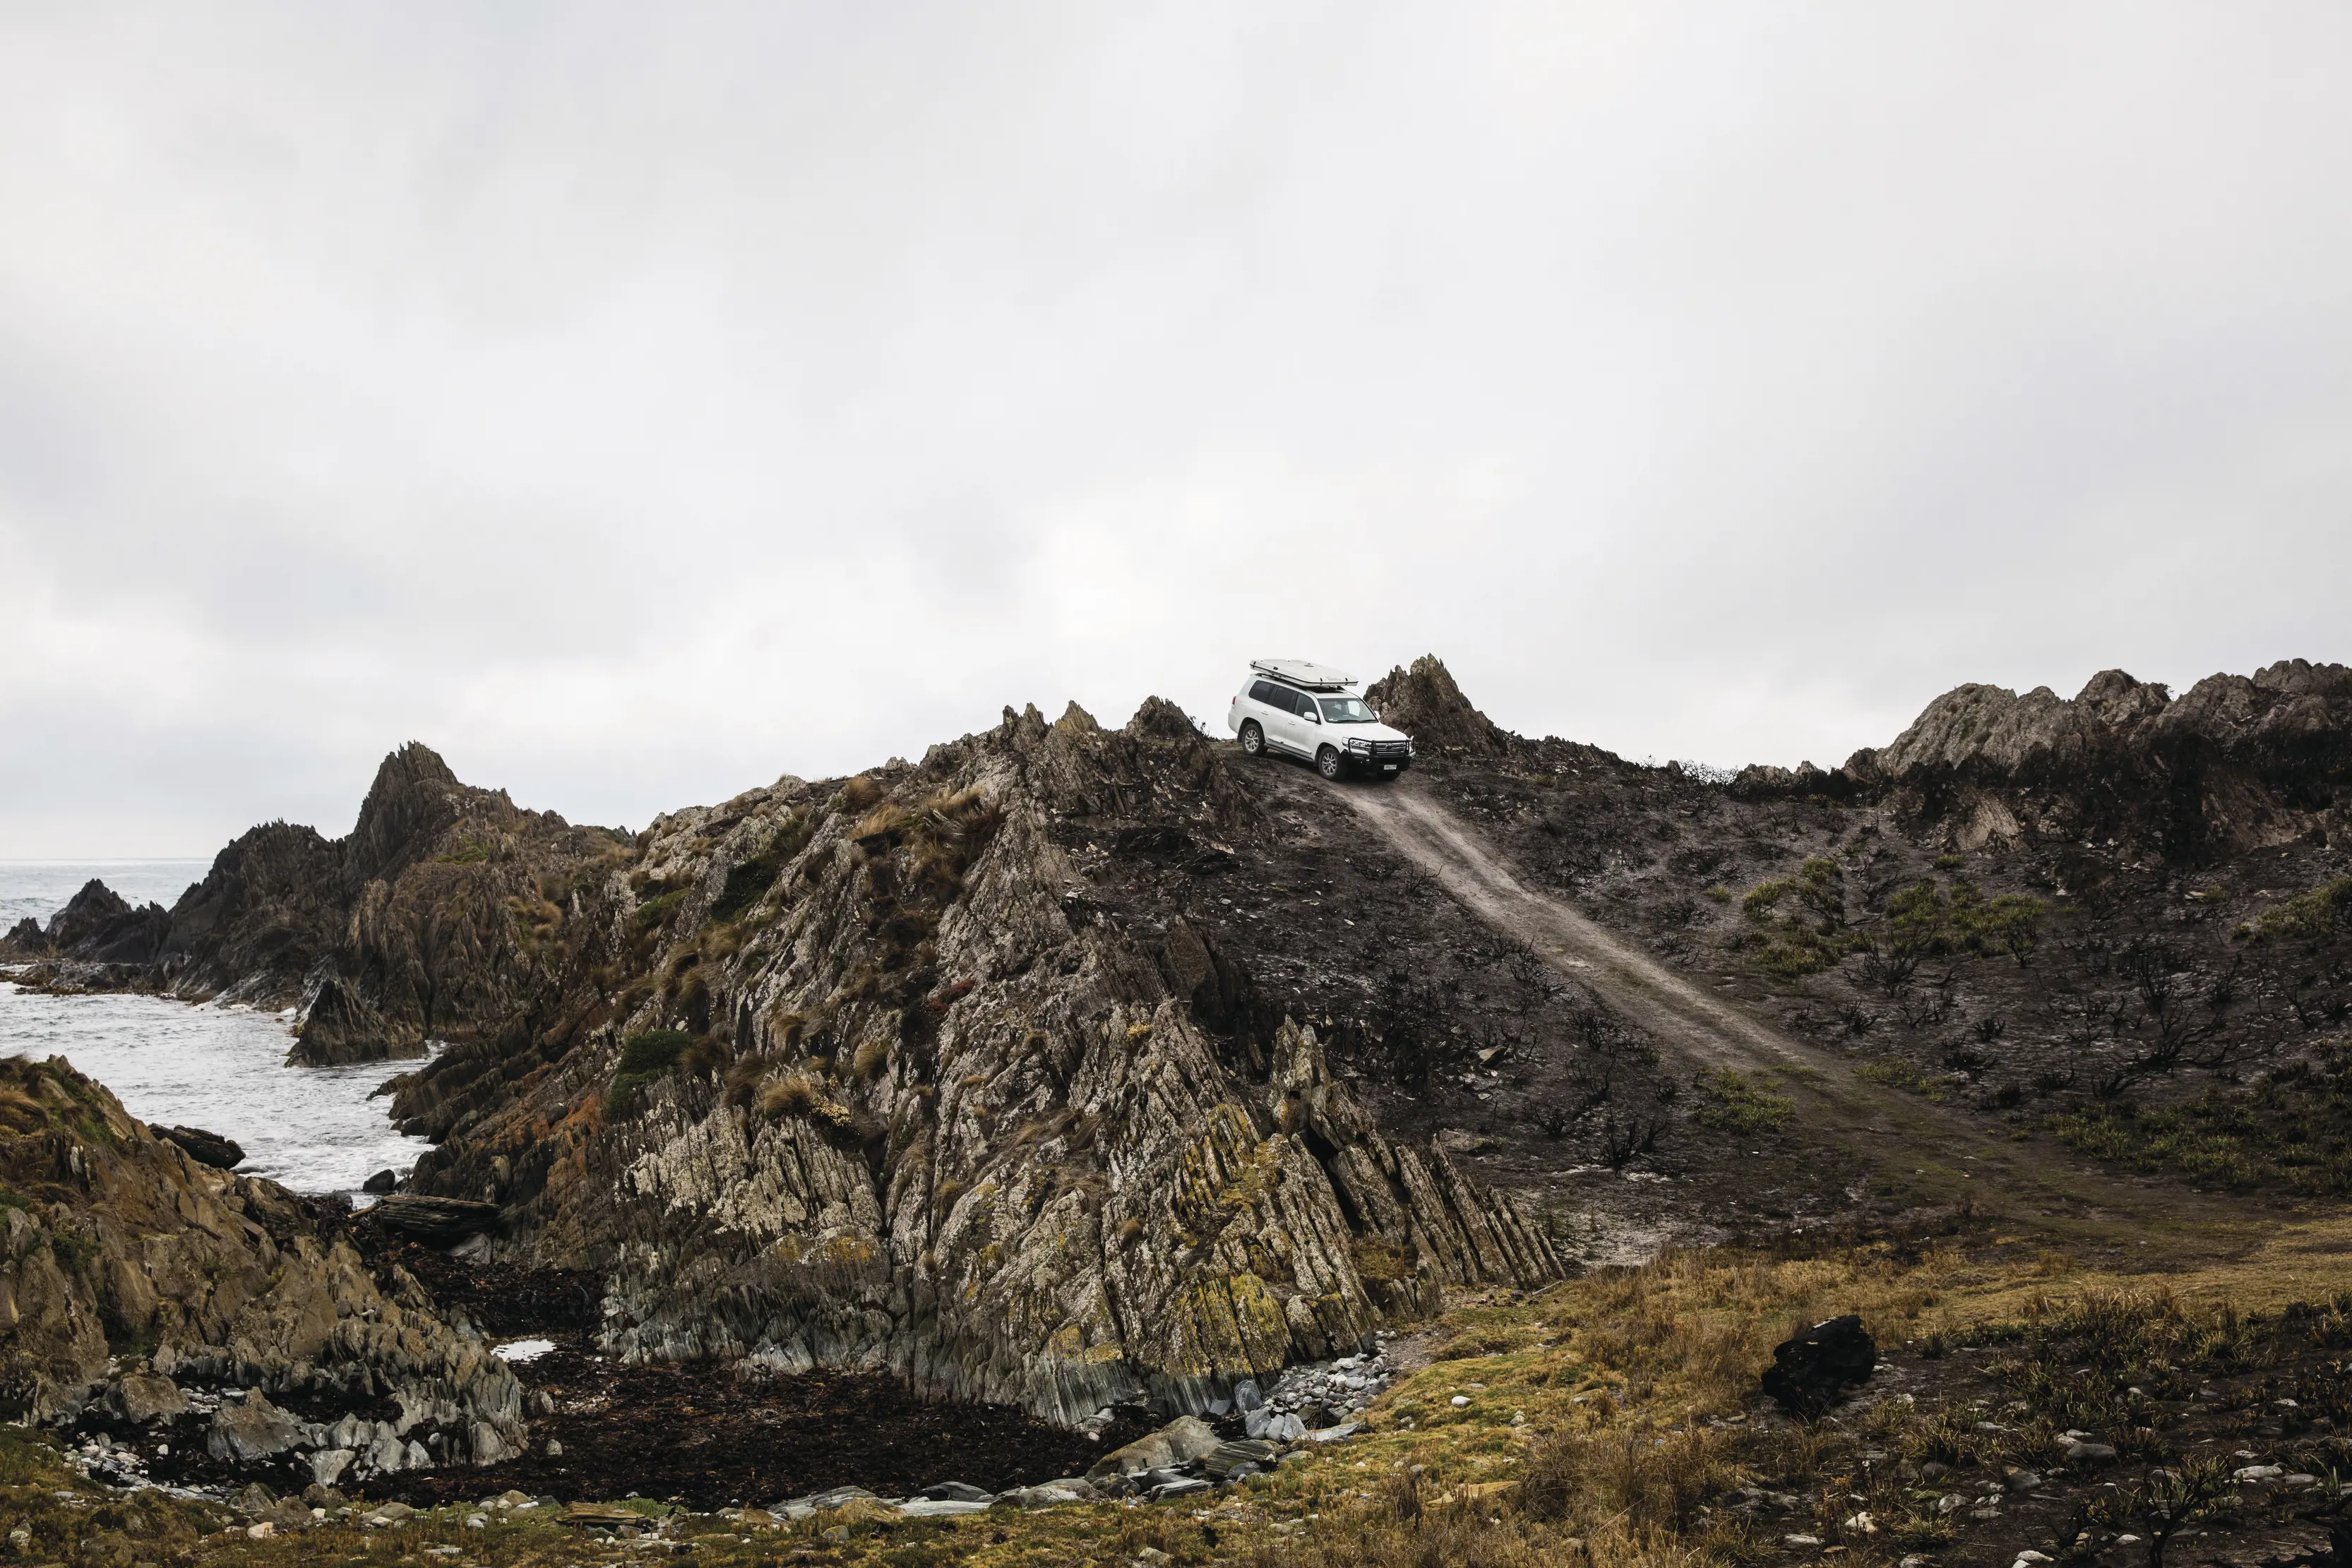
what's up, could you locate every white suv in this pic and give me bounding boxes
[1226,659,1416,782]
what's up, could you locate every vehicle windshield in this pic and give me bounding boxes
[1318,697,1375,724]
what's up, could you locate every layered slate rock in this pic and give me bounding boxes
[0,1054,524,1468]
[390,699,1562,1422]
[288,973,422,1066]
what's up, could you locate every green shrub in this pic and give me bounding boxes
[631,887,690,932]
[2255,875,2352,942]
[1741,859,1859,975]
[710,811,813,924]
[1743,858,1845,928]
[1885,878,2044,965]
[607,1028,698,1116]
[1693,1070,1795,1135]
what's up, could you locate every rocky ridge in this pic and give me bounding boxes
[384,701,1560,1425]
[1733,659,2352,863]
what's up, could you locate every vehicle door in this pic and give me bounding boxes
[1285,688,1326,757]
[1246,681,1292,752]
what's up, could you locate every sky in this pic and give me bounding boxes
[4,2,2348,856]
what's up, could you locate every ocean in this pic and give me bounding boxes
[0,859,432,1196]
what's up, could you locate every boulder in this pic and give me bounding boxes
[1202,1439,1278,1479]
[362,1168,399,1194]
[991,1483,1092,1509]
[900,1498,989,1517]
[208,1393,304,1463]
[109,1371,188,1424]
[1087,1414,1222,1479]
[1760,1314,1876,1414]
[160,1125,245,1170]
[920,1482,993,1502]
[228,1481,278,1516]
[372,1194,502,1245]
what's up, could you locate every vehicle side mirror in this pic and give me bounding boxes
[1303,710,1320,723]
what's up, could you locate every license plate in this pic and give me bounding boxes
[1383,764,1398,772]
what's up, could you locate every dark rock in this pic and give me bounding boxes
[1364,655,1511,755]
[1123,695,1206,744]
[38,880,174,964]
[1761,1314,1876,1414]
[1,916,46,954]
[160,1125,245,1169]
[362,1168,400,1195]
[1231,1378,1264,1413]
[372,1193,503,1245]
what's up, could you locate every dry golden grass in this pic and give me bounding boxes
[22,1213,2352,1568]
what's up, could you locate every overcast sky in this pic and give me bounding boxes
[4,3,2348,857]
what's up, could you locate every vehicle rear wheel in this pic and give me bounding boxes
[1240,722,1265,757]
[1316,746,1344,781]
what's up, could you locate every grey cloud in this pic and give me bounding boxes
[1,1,2347,853]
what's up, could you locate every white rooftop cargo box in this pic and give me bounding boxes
[1248,658,1356,690]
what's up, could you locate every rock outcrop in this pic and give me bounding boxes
[386,700,1560,1423]
[0,879,175,963]
[11,744,631,1063]
[1736,660,2352,864]
[1365,655,1511,756]
[0,1054,524,1474]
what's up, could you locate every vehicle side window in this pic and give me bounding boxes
[1248,681,1282,706]
[1292,690,1318,718]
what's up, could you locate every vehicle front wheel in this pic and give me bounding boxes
[1316,746,1344,781]
[1240,721,1266,756]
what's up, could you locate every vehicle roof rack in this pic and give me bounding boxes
[1249,658,1356,690]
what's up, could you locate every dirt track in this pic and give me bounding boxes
[1339,779,2269,1260]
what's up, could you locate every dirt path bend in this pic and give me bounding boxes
[1339,781,2268,1259]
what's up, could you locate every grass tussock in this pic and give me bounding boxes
[1693,1070,1796,1135]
